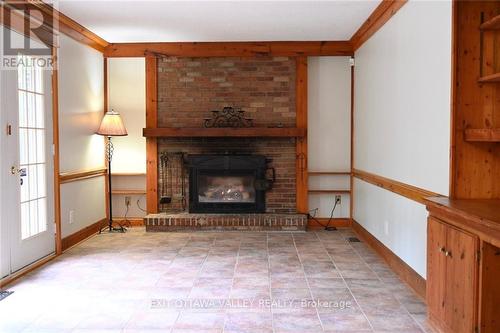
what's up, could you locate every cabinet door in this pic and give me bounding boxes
[427,217,448,323]
[444,224,479,333]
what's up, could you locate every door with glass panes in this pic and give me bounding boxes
[1,52,55,276]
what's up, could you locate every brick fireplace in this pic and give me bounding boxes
[144,55,307,231]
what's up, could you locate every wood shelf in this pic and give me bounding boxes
[143,127,306,138]
[478,72,500,83]
[480,14,500,30]
[308,171,351,176]
[464,128,500,142]
[111,189,147,195]
[308,189,351,194]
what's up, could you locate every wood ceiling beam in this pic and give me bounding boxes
[104,41,354,58]
[2,1,109,52]
[350,0,407,51]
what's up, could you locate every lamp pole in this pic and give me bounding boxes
[100,136,125,233]
[96,109,128,233]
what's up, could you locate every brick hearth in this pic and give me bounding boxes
[144,213,307,232]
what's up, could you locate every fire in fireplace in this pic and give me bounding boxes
[187,154,268,213]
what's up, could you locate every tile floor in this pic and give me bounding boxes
[0,228,434,333]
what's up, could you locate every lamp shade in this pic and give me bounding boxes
[96,110,128,136]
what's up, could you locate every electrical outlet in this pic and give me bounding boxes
[69,210,75,224]
[335,195,342,204]
[384,220,389,235]
[125,196,131,207]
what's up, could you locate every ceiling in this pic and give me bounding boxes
[58,1,381,43]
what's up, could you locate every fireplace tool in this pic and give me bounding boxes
[159,152,187,211]
[254,158,276,191]
[159,152,172,205]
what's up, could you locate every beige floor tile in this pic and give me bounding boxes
[319,307,372,331]
[224,312,273,331]
[273,312,323,332]
[0,228,432,333]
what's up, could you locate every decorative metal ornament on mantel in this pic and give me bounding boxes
[204,107,254,128]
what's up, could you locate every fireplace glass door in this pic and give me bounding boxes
[198,174,256,204]
[187,154,267,213]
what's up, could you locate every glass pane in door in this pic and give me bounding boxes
[17,55,48,240]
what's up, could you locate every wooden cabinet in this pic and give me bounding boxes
[444,223,479,333]
[427,217,447,324]
[426,198,500,333]
[427,217,479,333]
[479,242,500,333]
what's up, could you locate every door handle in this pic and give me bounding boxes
[11,166,20,175]
[10,166,25,176]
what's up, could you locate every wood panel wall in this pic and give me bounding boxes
[452,1,500,199]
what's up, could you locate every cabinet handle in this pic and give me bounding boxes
[445,251,452,257]
[439,246,446,253]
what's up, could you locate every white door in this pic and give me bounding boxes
[1,53,55,276]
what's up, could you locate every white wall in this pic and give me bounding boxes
[60,177,106,237]
[58,34,106,237]
[354,179,429,276]
[353,0,452,277]
[107,58,146,219]
[307,57,351,218]
[108,58,146,174]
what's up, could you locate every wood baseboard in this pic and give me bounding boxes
[114,217,144,227]
[0,254,57,289]
[307,218,352,229]
[351,219,426,300]
[61,218,107,251]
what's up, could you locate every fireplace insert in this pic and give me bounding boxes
[187,154,267,213]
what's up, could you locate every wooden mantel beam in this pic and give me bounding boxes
[104,41,354,58]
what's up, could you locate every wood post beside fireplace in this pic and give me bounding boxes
[146,55,158,213]
[295,56,308,214]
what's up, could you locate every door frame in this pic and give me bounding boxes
[51,46,62,255]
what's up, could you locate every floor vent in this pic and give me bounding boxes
[347,237,361,243]
[0,291,13,301]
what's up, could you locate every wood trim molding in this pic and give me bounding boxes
[61,218,107,251]
[352,169,442,205]
[307,218,351,229]
[349,62,355,220]
[114,218,144,227]
[296,57,308,214]
[352,220,426,300]
[59,167,107,184]
[104,41,354,58]
[51,46,62,255]
[449,0,457,198]
[2,1,109,52]
[145,56,158,213]
[349,0,407,51]
[0,254,57,288]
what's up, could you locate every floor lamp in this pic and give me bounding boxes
[96,109,128,233]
